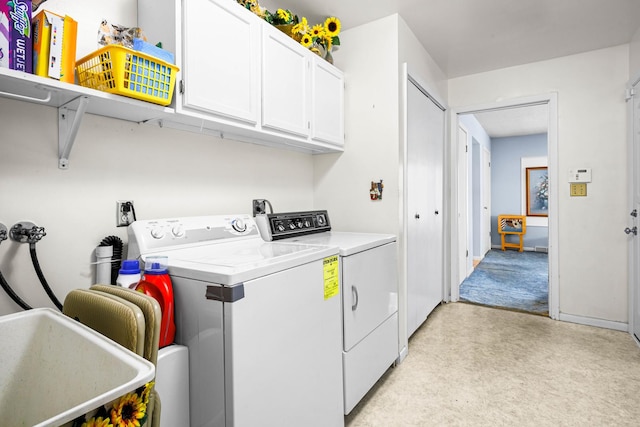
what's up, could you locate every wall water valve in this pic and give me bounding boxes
[9,221,46,243]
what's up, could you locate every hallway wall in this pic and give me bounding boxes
[448,45,629,324]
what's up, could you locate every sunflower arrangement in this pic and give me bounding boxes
[292,16,341,62]
[235,1,342,63]
[263,8,298,26]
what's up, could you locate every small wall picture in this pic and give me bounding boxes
[526,167,549,217]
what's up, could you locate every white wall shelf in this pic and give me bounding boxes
[0,67,172,169]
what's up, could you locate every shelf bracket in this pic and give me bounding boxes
[58,95,89,169]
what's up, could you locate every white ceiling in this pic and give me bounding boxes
[259,0,640,137]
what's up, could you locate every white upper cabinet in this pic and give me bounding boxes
[0,0,349,155]
[181,0,260,124]
[311,56,344,146]
[261,24,310,137]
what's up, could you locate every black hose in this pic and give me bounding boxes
[29,243,63,310]
[99,236,123,286]
[0,269,32,310]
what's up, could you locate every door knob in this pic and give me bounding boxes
[625,226,638,235]
[631,209,638,217]
[415,213,420,219]
[434,210,439,215]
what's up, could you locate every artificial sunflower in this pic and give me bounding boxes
[292,17,309,35]
[276,8,290,22]
[110,392,147,427]
[300,34,313,48]
[324,17,341,37]
[82,417,113,427]
[311,24,324,37]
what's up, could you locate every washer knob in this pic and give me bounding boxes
[231,218,247,233]
[172,225,185,237]
[151,227,165,239]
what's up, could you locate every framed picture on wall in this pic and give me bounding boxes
[526,167,549,217]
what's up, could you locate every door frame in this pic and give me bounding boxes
[448,93,559,320]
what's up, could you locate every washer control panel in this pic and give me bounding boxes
[255,210,331,241]
[127,215,258,258]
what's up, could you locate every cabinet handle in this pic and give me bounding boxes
[351,286,359,311]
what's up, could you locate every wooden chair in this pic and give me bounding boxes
[497,215,526,252]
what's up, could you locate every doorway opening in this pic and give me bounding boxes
[450,94,559,319]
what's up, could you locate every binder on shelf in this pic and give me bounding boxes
[32,10,77,83]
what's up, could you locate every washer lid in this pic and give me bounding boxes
[287,232,396,256]
[143,237,339,285]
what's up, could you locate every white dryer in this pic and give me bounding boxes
[256,211,399,414]
[128,215,344,427]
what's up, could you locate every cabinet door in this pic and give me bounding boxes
[262,25,309,137]
[182,0,259,124]
[311,58,344,146]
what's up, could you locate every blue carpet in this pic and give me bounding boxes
[460,249,548,315]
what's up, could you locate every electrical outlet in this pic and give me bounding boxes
[252,199,266,216]
[116,200,135,227]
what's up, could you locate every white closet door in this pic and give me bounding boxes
[407,79,445,337]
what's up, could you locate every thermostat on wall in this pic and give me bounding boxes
[568,168,592,183]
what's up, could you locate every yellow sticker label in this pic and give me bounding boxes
[323,255,339,300]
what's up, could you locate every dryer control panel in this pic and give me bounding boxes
[255,210,331,241]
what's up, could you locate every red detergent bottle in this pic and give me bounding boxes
[135,256,176,348]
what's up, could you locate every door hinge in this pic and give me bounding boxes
[466,250,468,257]
[626,87,635,101]
[465,145,468,153]
[179,80,184,94]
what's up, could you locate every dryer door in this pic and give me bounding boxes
[342,242,398,351]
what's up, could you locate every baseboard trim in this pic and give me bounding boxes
[559,313,628,332]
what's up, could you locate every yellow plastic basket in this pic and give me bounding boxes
[76,45,179,106]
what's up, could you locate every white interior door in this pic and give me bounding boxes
[630,81,640,342]
[457,126,469,284]
[481,147,492,255]
[406,78,445,337]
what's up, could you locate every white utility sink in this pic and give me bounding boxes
[0,308,155,427]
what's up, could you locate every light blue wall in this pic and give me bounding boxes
[491,133,549,249]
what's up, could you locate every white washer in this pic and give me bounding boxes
[128,215,344,427]
[255,212,399,414]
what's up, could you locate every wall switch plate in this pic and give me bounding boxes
[570,183,587,197]
[116,200,135,227]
